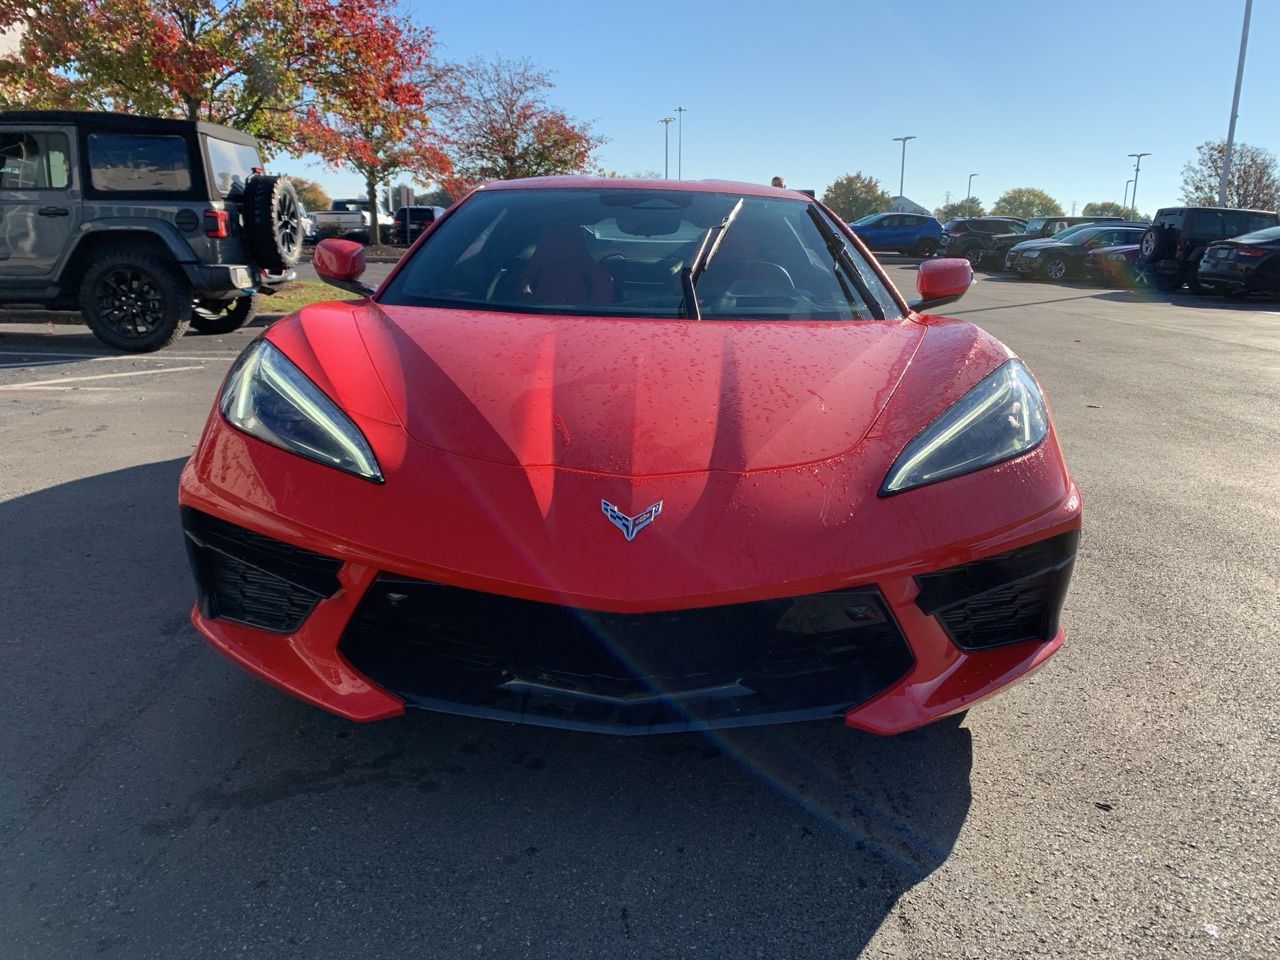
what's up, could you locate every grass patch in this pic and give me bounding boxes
[259,280,357,316]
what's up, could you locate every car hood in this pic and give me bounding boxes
[346,305,925,476]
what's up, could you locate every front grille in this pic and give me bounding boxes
[914,531,1078,650]
[182,508,342,633]
[339,578,914,734]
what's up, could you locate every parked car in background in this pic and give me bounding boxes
[1001,221,1148,272]
[392,204,446,244]
[0,110,300,351]
[986,215,1125,267]
[299,201,317,242]
[1007,224,1148,280]
[1136,206,1280,292]
[312,198,392,241]
[1084,244,1141,286]
[847,212,942,257]
[939,216,1028,263]
[1196,224,1280,298]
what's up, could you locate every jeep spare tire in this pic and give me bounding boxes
[242,175,302,273]
[1139,225,1173,262]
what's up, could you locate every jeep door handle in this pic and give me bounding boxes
[37,206,70,217]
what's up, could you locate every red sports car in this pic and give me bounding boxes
[179,178,1081,735]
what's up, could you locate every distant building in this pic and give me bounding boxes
[887,195,930,216]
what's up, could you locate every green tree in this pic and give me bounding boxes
[991,188,1064,218]
[934,197,985,221]
[1179,140,1280,210]
[821,172,890,221]
[290,177,331,212]
[1082,201,1129,219]
[415,187,454,207]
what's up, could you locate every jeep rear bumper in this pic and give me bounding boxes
[182,264,295,298]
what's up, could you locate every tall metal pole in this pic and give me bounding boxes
[1123,178,1134,212]
[966,172,978,217]
[674,107,687,180]
[1219,0,1253,207]
[660,117,674,179]
[1128,153,1150,220]
[892,136,916,198]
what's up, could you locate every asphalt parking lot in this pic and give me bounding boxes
[1,264,1276,959]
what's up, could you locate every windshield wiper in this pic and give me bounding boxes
[805,205,885,320]
[679,197,744,320]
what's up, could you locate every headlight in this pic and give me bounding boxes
[1021,250,1041,258]
[881,359,1048,495]
[219,339,383,482]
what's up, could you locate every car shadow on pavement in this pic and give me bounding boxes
[0,459,973,959]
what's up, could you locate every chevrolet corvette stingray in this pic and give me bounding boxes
[179,177,1081,735]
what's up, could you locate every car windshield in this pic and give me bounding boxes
[1050,224,1098,242]
[378,187,900,321]
[1232,225,1280,244]
[1023,218,1046,233]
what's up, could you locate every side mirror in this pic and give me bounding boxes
[314,238,375,296]
[909,258,972,313]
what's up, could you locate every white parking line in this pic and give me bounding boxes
[0,351,219,361]
[0,365,205,390]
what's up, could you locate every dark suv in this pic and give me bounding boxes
[1137,206,1280,292]
[391,205,446,244]
[0,111,302,351]
[939,217,1028,263]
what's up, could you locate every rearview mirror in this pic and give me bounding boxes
[314,238,375,296]
[909,258,973,313]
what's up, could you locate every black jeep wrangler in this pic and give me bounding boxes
[0,111,302,351]
[1136,206,1279,292]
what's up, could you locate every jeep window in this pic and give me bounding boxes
[1190,209,1280,239]
[0,132,70,190]
[204,137,262,196]
[88,134,191,192]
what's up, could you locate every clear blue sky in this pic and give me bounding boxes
[276,0,1279,215]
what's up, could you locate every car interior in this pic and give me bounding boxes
[380,189,896,321]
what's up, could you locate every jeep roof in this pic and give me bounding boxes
[0,110,258,147]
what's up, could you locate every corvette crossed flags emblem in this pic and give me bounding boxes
[601,499,663,542]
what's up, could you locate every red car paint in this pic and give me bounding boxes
[179,177,1082,734]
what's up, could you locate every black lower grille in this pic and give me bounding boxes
[914,530,1079,650]
[339,578,914,734]
[181,507,342,633]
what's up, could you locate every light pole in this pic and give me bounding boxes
[1123,178,1134,213]
[660,117,675,179]
[674,106,687,180]
[1128,153,1150,220]
[892,135,916,198]
[1219,0,1253,206]
[965,172,978,216]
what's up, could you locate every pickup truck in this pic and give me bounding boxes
[311,199,391,240]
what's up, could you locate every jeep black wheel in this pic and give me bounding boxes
[80,252,191,352]
[1043,256,1070,281]
[964,246,983,266]
[242,176,302,273]
[191,293,260,335]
